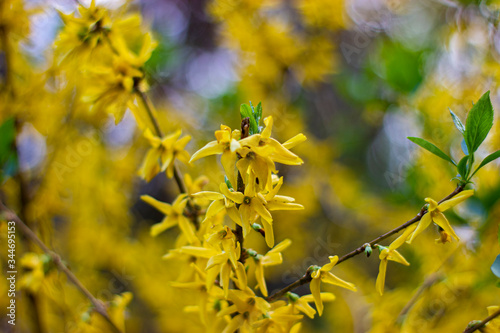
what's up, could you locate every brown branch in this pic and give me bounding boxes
[235,117,250,264]
[0,202,123,333]
[266,185,465,302]
[464,308,500,333]
[135,89,187,194]
[397,273,442,320]
[135,89,204,229]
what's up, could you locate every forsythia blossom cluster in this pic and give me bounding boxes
[141,112,362,332]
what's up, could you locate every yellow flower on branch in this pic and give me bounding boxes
[138,129,191,181]
[217,288,271,333]
[481,306,500,333]
[141,193,198,244]
[170,262,225,325]
[286,292,336,319]
[252,239,292,297]
[189,125,241,187]
[176,229,245,298]
[375,226,414,296]
[191,183,243,226]
[407,190,474,243]
[19,253,47,293]
[253,303,303,333]
[81,32,157,124]
[310,255,357,316]
[54,0,112,64]
[237,116,304,190]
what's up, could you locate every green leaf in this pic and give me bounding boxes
[240,103,252,120]
[255,102,263,132]
[240,103,260,135]
[491,254,500,278]
[465,91,494,153]
[224,175,233,189]
[461,138,469,155]
[470,150,500,178]
[457,155,469,179]
[407,137,456,166]
[449,108,465,134]
[0,117,18,182]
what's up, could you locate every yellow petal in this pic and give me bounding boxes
[300,292,336,303]
[282,133,307,149]
[206,266,219,292]
[425,198,439,212]
[177,215,199,245]
[203,199,225,222]
[191,191,224,201]
[206,252,229,270]
[221,151,237,189]
[255,262,268,297]
[407,213,432,244]
[389,225,416,250]
[222,314,244,333]
[189,140,223,163]
[310,276,323,316]
[220,263,231,299]
[235,262,247,290]
[138,149,161,182]
[387,249,410,266]
[179,246,217,258]
[437,189,474,212]
[141,195,173,215]
[150,215,177,237]
[226,206,243,228]
[268,238,292,254]
[220,183,244,204]
[261,218,275,248]
[295,299,317,319]
[261,252,282,266]
[251,199,273,222]
[432,211,460,241]
[261,116,273,139]
[321,272,357,292]
[376,259,388,296]
[321,256,339,272]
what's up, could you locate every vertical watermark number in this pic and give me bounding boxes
[6,221,16,325]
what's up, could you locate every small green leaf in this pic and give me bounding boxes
[461,138,469,155]
[470,150,500,178]
[449,108,465,134]
[407,137,456,166]
[240,103,259,135]
[256,102,263,121]
[457,155,469,179]
[491,254,500,278]
[465,91,494,153]
[224,175,233,189]
[240,103,252,119]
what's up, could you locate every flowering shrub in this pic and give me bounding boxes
[2,1,500,333]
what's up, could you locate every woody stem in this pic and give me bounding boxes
[135,89,201,228]
[0,202,123,333]
[463,307,500,333]
[266,185,465,302]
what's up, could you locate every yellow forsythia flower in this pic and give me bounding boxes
[408,190,474,243]
[310,255,357,316]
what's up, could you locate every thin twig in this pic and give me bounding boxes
[235,117,250,264]
[0,202,123,333]
[397,273,442,320]
[463,308,500,333]
[266,185,465,302]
